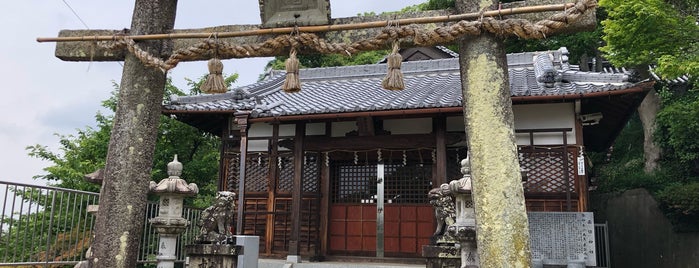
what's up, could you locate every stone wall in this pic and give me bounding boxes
[590,188,699,268]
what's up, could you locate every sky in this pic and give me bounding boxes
[0,1,427,186]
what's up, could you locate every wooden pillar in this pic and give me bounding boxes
[574,100,588,212]
[235,112,251,235]
[265,123,280,254]
[89,1,177,267]
[455,0,531,266]
[288,122,306,260]
[434,116,448,185]
[319,157,330,256]
[219,125,235,191]
[562,130,571,211]
[320,121,331,256]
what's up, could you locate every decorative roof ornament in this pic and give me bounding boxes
[534,53,562,88]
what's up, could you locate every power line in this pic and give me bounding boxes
[59,0,125,68]
[61,0,90,29]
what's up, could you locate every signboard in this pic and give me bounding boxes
[528,212,596,266]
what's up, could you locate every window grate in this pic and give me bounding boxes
[519,147,577,194]
[331,162,432,204]
[302,152,320,193]
[223,153,270,192]
[277,152,295,192]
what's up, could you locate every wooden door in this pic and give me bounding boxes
[327,162,434,257]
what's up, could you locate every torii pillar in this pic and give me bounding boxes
[89,1,177,267]
[456,0,531,267]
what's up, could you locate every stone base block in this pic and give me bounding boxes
[423,244,460,268]
[186,244,242,268]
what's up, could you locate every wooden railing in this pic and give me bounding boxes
[516,128,588,212]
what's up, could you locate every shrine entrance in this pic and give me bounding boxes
[327,152,435,258]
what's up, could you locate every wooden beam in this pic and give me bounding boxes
[356,116,375,136]
[53,0,595,62]
[279,133,465,151]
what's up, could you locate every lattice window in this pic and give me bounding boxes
[223,153,270,192]
[384,164,432,204]
[331,162,432,204]
[331,164,377,203]
[302,152,320,193]
[519,147,577,194]
[277,152,295,192]
[246,153,270,192]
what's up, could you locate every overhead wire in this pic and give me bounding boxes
[59,0,124,68]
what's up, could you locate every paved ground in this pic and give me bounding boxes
[259,258,425,268]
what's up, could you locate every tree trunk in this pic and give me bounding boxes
[638,89,661,172]
[89,1,177,267]
[456,1,531,267]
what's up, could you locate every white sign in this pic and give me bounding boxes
[577,155,586,175]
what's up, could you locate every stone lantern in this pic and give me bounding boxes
[148,155,199,268]
[446,156,479,268]
[423,156,479,268]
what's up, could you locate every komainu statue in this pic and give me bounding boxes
[196,191,236,243]
[428,183,456,240]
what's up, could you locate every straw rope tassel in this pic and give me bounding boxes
[282,48,301,93]
[200,58,227,94]
[382,42,404,90]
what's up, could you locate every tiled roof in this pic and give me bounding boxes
[164,47,636,119]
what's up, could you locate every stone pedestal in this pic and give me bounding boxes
[236,235,260,268]
[423,244,460,268]
[185,244,242,268]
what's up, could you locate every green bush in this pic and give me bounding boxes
[593,108,699,230]
[656,181,699,231]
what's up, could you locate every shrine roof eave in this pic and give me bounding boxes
[162,81,653,123]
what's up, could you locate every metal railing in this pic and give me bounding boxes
[594,222,611,268]
[0,180,98,266]
[0,180,201,267]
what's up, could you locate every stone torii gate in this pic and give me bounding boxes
[41,0,596,267]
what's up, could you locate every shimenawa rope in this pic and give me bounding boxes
[97,0,596,93]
